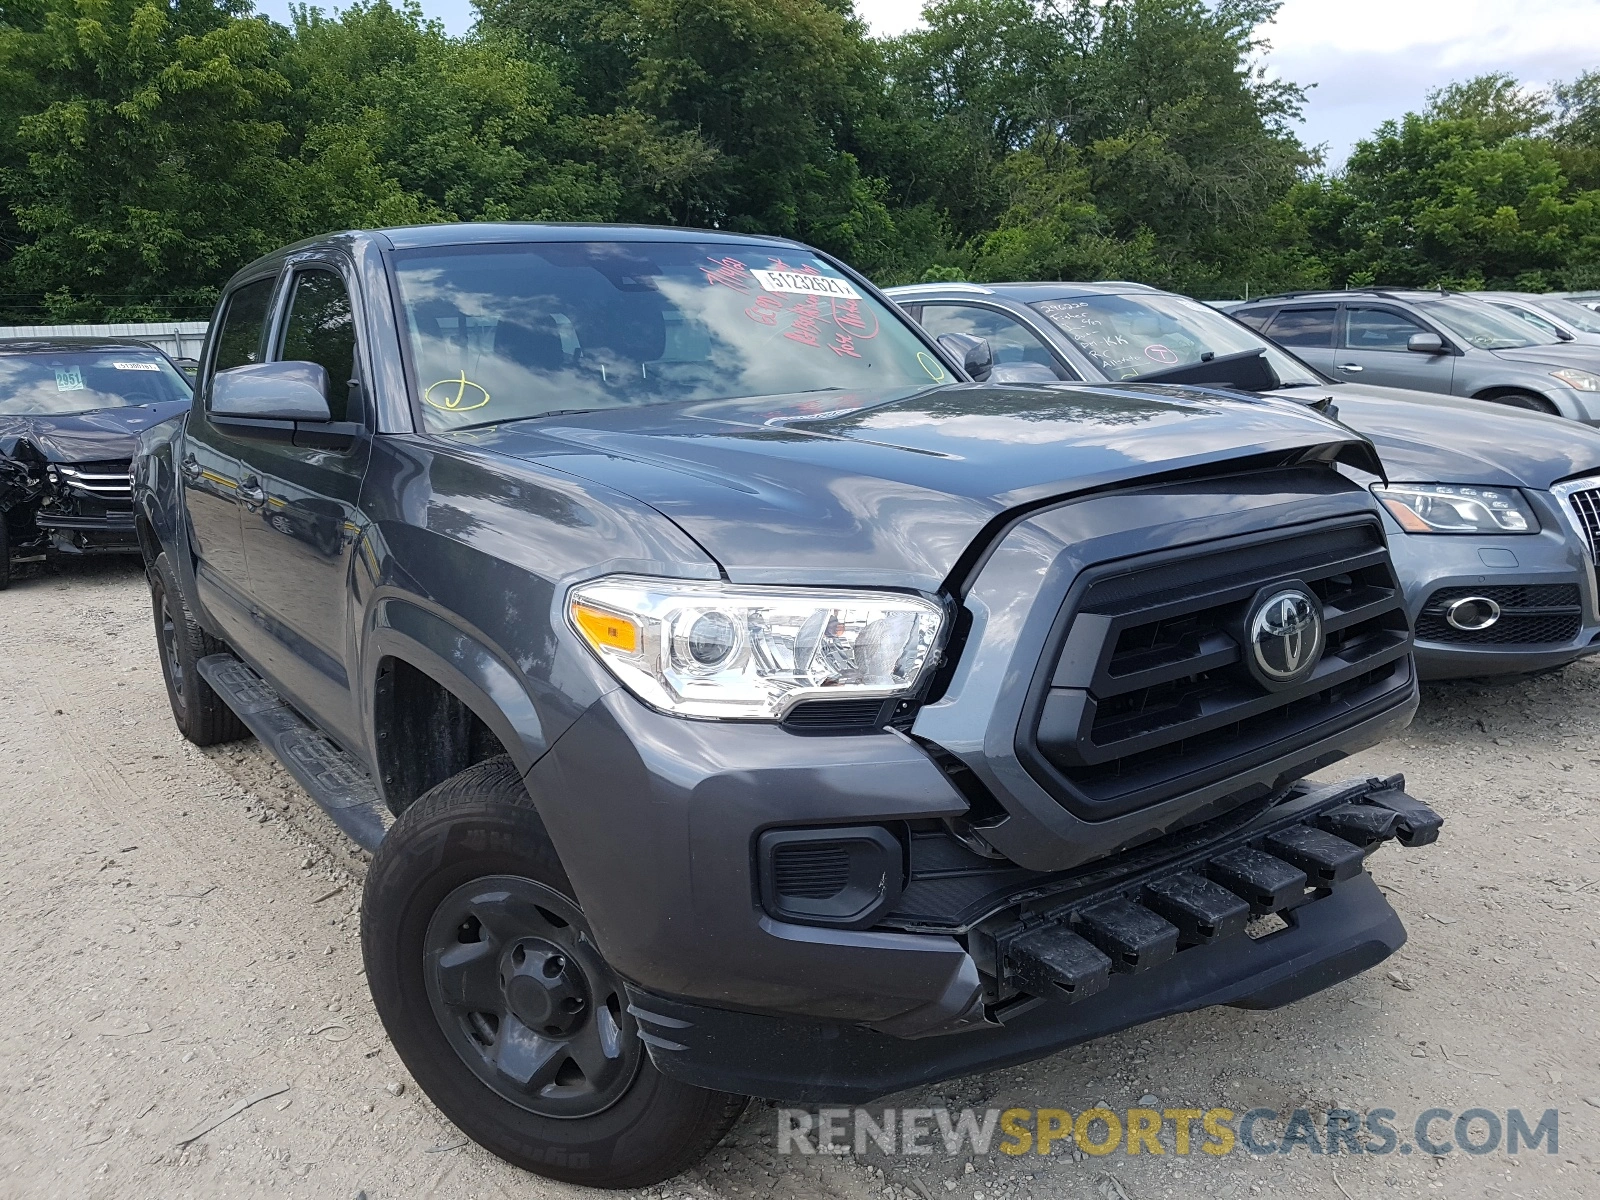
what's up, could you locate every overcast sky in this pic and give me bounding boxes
[256,0,1600,167]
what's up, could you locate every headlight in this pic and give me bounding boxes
[569,577,946,719]
[1372,484,1536,534]
[1552,368,1600,392]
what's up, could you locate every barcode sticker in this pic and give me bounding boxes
[751,270,861,300]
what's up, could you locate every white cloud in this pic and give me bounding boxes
[1260,0,1600,162]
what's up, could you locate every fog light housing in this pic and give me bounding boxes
[1444,595,1501,631]
[757,827,903,928]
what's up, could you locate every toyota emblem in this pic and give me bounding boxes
[1246,587,1324,686]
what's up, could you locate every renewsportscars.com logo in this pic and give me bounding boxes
[776,1106,1559,1159]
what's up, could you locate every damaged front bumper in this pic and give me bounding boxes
[626,776,1440,1103]
[0,453,139,558]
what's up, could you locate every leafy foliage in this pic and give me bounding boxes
[0,0,1595,319]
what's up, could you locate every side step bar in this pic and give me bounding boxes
[197,654,391,852]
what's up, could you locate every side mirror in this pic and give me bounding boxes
[935,332,994,381]
[1407,332,1446,355]
[211,361,332,421]
[1556,329,1575,341]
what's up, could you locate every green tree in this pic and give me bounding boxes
[479,0,904,268]
[0,0,299,320]
[867,0,1315,290]
[1290,109,1600,291]
[283,3,621,226]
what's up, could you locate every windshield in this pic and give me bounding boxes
[391,241,949,431]
[1029,292,1322,387]
[1489,301,1564,339]
[1415,297,1558,349]
[0,350,191,415]
[1532,296,1600,334]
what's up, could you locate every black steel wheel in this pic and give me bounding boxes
[364,756,746,1188]
[148,552,250,745]
[423,874,641,1118]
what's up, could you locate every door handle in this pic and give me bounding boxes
[238,478,266,506]
[1337,363,1364,372]
[180,455,201,480]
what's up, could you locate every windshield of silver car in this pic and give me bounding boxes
[1415,298,1560,350]
[391,242,949,430]
[0,350,191,415]
[1029,292,1322,386]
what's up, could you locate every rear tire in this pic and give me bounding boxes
[0,517,10,591]
[148,552,249,746]
[363,756,747,1188]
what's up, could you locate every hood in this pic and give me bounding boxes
[0,401,190,462]
[453,382,1378,590]
[1489,341,1600,370]
[1284,383,1600,489]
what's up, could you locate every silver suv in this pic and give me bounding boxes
[1231,289,1600,423]
[1474,291,1600,346]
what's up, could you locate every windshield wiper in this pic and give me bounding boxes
[449,408,606,432]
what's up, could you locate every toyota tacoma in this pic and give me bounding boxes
[132,224,1441,1188]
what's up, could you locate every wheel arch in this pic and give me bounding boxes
[363,596,569,816]
[1469,384,1566,416]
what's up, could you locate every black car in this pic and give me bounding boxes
[0,338,193,586]
[132,225,1440,1187]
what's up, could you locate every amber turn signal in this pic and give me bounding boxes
[572,601,640,654]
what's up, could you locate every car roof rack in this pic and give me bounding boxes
[1239,286,1453,306]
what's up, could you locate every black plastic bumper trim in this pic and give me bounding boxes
[626,872,1407,1104]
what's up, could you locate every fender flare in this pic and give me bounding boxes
[362,594,560,786]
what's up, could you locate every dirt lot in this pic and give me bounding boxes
[2,557,1599,1200]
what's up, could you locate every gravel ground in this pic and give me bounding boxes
[2,556,1599,1200]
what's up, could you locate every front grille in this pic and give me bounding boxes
[1560,483,1599,558]
[1415,584,1582,646]
[55,460,133,501]
[1021,520,1412,819]
[771,843,852,899]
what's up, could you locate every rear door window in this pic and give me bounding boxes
[1266,307,1336,347]
[1232,306,1277,331]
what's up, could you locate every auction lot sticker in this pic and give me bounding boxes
[752,269,862,300]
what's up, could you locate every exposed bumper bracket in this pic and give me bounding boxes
[987,775,1439,1008]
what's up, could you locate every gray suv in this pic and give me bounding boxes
[887,281,1600,681]
[1231,289,1600,422]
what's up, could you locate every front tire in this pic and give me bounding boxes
[1486,390,1560,415]
[148,552,249,745]
[362,756,746,1188]
[0,517,10,591]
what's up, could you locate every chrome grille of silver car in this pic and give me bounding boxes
[55,460,133,499]
[1565,487,1600,558]
[1553,475,1600,561]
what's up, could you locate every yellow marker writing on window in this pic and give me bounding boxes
[424,372,491,412]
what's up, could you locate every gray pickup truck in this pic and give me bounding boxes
[132,224,1441,1188]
